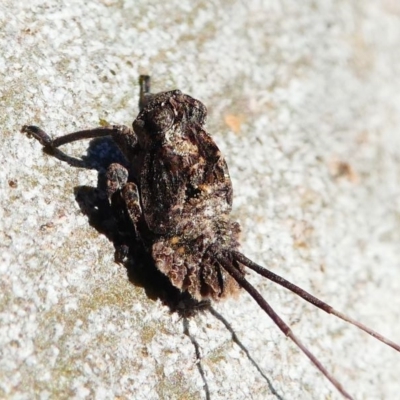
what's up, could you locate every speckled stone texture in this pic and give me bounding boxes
[1,1,400,399]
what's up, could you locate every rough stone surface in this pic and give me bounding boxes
[1,1,400,399]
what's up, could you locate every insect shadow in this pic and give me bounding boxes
[45,136,281,400]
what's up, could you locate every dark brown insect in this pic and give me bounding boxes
[22,76,400,399]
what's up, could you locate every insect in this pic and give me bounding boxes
[22,75,400,399]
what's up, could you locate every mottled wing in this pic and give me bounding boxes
[140,128,232,235]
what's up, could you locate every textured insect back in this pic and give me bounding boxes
[132,82,243,300]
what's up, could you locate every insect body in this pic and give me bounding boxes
[22,76,400,400]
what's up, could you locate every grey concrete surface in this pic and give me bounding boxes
[1,1,400,399]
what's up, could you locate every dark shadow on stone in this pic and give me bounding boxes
[54,136,211,317]
[43,136,129,171]
[209,306,284,400]
[183,318,211,400]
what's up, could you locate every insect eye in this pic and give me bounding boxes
[147,106,174,132]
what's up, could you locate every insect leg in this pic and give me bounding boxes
[218,254,353,400]
[106,163,129,201]
[106,174,143,264]
[21,125,130,149]
[232,251,400,352]
[120,181,142,230]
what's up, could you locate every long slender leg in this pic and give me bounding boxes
[233,251,400,352]
[21,125,130,149]
[217,254,353,400]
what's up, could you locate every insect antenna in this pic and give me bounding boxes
[216,253,353,400]
[232,251,400,353]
